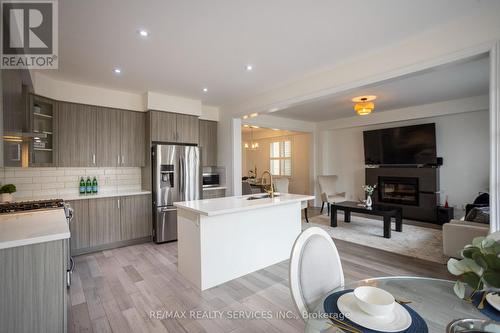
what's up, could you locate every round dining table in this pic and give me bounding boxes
[304,276,490,333]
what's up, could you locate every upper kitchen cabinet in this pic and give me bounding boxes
[2,69,32,132]
[176,114,199,144]
[149,110,199,144]
[121,111,146,167]
[57,101,97,167]
[96,108,121,167]
[199,120,217,166]
[29,95,58,167]
[57,102,146,167]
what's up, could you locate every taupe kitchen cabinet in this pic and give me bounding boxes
[0,240,68,333]
[176,113,199,144]
[57,101,146,167]
[88,197,121,247]
[96,107,121,166]
[150,111,177,142]
[57,101,97,167]
[67,194,152,254]
[149,110,199,144]
[67,199,90,252]
[199,119,217,166]
[120,194,152,240]
[121,110,146,167]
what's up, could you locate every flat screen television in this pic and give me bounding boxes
[363,123,437,165]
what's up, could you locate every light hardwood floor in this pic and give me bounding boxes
[69,233,451,333]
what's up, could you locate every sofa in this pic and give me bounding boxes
[443,219,489,258]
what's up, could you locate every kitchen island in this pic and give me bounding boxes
[174,193,314,290]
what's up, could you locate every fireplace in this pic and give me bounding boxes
[366,167,439,222]
[378,176,419,206]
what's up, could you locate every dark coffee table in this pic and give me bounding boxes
[330,201,403,239]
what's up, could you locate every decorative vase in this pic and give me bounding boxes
[366,195,372,207]
[0,193,13,203]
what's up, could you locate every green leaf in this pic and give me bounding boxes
[483,271,500,288]
[448,259,467,276]
[482,238,496,249]
[462,258,484,276]
[472,236,486,248]
[484,254,500,271]
[453,281,466,299]
[461,271,481,289]
[462,247,480,259]
[473,252,488,270]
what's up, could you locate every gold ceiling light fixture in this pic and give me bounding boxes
[352,95,377,116]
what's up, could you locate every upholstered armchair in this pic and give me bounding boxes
[317,175,346,215]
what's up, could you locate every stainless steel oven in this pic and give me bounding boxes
[202,173,220,188]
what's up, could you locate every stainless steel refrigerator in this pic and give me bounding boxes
[152,144,201,243]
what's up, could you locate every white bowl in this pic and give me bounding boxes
[353,286,395,317]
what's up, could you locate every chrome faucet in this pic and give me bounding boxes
[261,170,274,198]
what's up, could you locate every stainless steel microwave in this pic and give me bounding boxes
[202,173,220,188]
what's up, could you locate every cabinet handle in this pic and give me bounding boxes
[117,199,120,209]
[117,155,120,165]
[92,154,96,165]
[121,155,124,165]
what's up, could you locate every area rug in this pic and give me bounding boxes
[304,213,447,264]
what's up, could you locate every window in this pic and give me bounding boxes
[270,140,291,176]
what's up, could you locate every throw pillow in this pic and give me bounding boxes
[465,207,490,224]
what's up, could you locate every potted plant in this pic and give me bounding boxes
[362,184,376,207]
[447,231,500,307]
[0,184,17,202]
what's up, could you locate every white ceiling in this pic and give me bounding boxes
[272,55,490,122]
[46,0,496,107]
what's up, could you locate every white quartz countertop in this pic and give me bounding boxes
[14,190,152,202]
[174,193,315,216]
[59,190,151,201]
[0,208,70,250]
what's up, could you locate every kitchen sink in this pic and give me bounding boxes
[246,194,280,200]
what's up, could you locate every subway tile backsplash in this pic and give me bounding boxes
[0,167,142,200]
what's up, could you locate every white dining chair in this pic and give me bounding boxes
[273,177,310,222]
[289,227,344,320]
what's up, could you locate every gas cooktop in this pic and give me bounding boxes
[0,199,65,214]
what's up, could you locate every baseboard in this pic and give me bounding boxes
[72,236,152,256]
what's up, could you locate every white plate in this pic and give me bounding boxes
[486,292,500,312]
[337,292,412,332]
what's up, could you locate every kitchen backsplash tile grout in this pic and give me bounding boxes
[0,167,142,200]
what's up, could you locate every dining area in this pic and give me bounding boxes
[289,227,500,333]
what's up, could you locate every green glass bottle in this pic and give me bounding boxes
[86,177,92,194]
[92,177,98,194]
[79,177,86,194]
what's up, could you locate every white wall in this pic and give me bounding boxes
[242,130,311,194]
[318,109,490,211]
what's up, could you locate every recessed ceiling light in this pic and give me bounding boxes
[138,29,149,37]
[272,128,280,131]
[269,108,279,112]
[249,113,258,118]
[245,64,253,71]
[113,68,122,74]
[242,115,249,119]
[202,87,208,93]
[243,124,250,128]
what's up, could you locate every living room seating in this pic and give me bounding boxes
[289,227,344,319]
[443,192,490,258]
[318,175,346,215]
[443,219,489,258]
